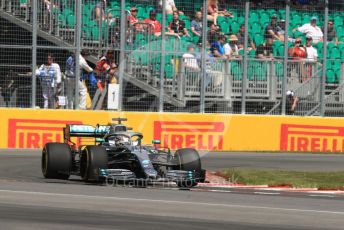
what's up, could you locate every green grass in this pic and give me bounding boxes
[218,168,344,190]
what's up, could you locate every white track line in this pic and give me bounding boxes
[0,189,343,215]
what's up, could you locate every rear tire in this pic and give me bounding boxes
[174,148,202,187]
[80,146,108,182]
[42,143,72,179]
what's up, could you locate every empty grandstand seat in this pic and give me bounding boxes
[230,61,243,81]
[326,69,337,84]
[230,21,240,34]
[329,47,341,59]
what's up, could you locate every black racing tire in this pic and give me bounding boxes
[80,146,108,182]
[42,143,72,180]
[174,148,202,187]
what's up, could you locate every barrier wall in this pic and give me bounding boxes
[1,108,344,152]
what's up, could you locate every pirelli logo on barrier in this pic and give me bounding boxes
[154,121,224,150]
[8,119,82,149]
[280,124,344,152]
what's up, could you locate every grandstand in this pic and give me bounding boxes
[0,0,343,115]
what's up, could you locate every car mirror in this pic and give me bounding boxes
[152,140,161,145]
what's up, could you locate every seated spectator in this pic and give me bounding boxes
[207,23,221,48]
[207,0,233,25]
[159,0,183,15]
[210,35,227,58]
[191,11,203,40]
[265,14,280,40]
[322,20,338,45]
[305,36,318,61]
[293,16,323,43]
[168,11,190,37]
[286,90,299,115]
[237,24,256,51]
[182,45,200,71]
[256,36,274,59]
[276,19,286,41]
[143,10,162,36]
[288,38,307,59]
[224,35,240,59]
[91,0,112,22]
[127,7,139,26]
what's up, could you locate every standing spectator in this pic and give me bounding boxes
[288,38,307,81]
[168,11,190,37]
[224,35,240,59]
[183,45,200,71]
[143,10,162,37]
[210,35,227,58]
[64,50,97,110]
[304,36,318,82]
[127,7,139,26]
[288,38,307,59]
[91,0,112,22]
[293,16,323,43]
[265,14,280,40]
[286,90,299,115]
[322,20,338,45]
[207,0,233,25]
[191,11,203,43]
[237,24,256,51]
[305,36,318,61]
[256,36,274,59]
[35,53,61,109]
[207,23,221,47]
[95,50,117,92]
[159,0,183,15]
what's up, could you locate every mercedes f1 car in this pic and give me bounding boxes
[42,118,206,187]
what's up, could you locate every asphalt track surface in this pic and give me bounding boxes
[1,149,344,230]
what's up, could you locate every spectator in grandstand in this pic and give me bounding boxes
[256,36,274,59]
[207,23,221,48]
[276,19,287,41]
[159,0,183,15]
[265,14,281,41]
[35,53,62,109]
[182,45,200,71]
[288,38,307,59]
[224,35,240,59]
[191,11,203,43]
[286,90,299,115]
[322,20,338,45]
[143,10,162,37]
[293,16,323,43]
[127,7,139,26]
[207,0,233,25]
[64,51,97,110]
[168,11,190,37]
[95,50,117,93]
[305,36,318,61]
[210,35,227,58]
[91,0,112,22]
[237,24,256,51]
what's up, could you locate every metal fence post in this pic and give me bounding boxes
[118,0,126,111]
[31,0,37,108]
[159,0,167,112]
[200,0,208,113]
[281,0,290,115]
[74,0,82,110]
[320,0,329,117]
[241,0,249,114]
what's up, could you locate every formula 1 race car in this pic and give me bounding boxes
[41,118,206,187]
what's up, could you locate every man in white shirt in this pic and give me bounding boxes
[159,0,181,15]
[294,16,323,43]
[36,53,62,109]
[305,36,318,61]
[182,45,200,71]
[224,35,240,59]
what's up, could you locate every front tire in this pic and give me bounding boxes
[42,143,72,179]
[174,148,203,187]
[80,146,108,182]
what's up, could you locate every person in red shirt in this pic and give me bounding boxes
[143,10,162,36]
